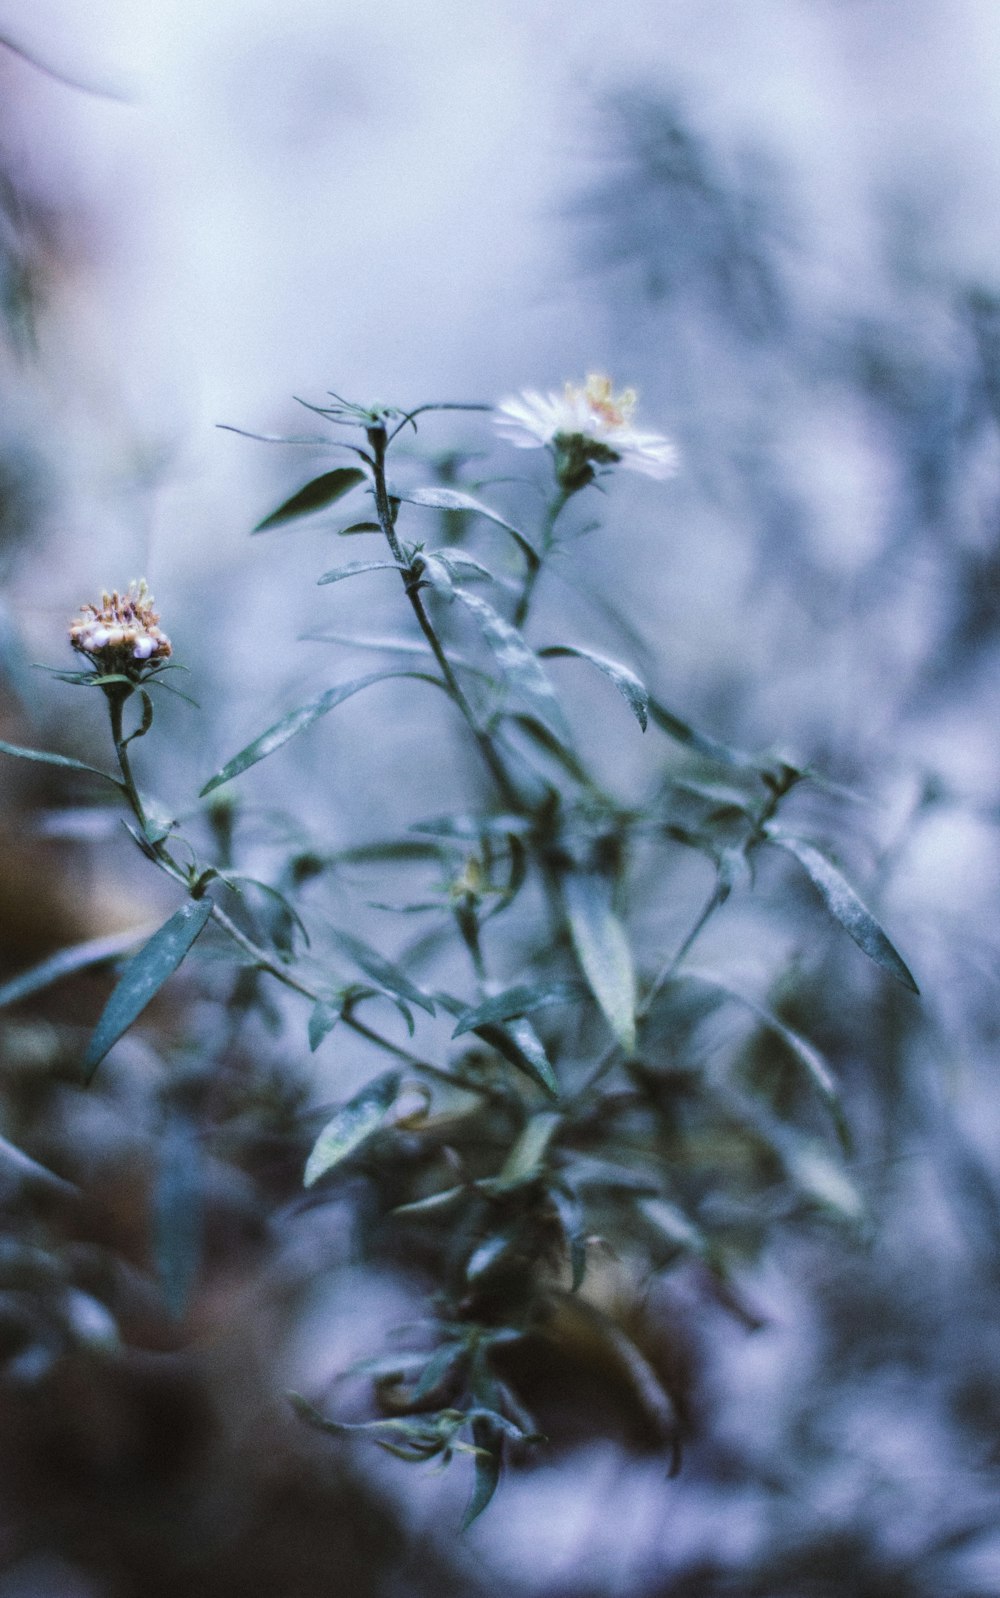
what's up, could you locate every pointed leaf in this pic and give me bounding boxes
[81,898,213,1081]
[331,929,435,1016]
[646,697,754,768]
[461,1419,502,1529]
[317,559,408,586]
[308,999,341,1052]
[337,521,381,535]
[452,980,584,1037]
[765,830,919,992]
[303,1070,401,1187]
[452,589,570,742]
[561,874,636,1051]
[393,485,539,569]
[254,468,366,531]
[0,738,121,787]
[539,645,649,731]
[473,1018,559,1097]
[0,924,160,1009]
[200,670,441,794]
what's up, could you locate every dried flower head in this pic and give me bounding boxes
[494,373,678,493]
[69,580,172,674]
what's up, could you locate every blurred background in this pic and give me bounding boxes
[0,0,999,1593]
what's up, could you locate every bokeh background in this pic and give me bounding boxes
[1,1,999,1594]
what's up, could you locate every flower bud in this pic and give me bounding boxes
[69,580,172,676]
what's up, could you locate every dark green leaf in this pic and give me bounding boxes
[646,697,754,768]
[200,670,442,795]
[452,980,584,1037]
[331,929,435,1016]
[0,738,121,787]
[539,645,649,731]
[508,714,591,784]
[254,468,366,531]
[308,1000,341,1052]
[473,1018,559,1097]
[393,485,539,570]
[303,1070,401,1187]
[81,899,213,1081]
[317,559,408,586]
[765,830,919,993]
[153,1112,202,1320]
[561,874,636,1051]
[337,521,381,535]
[0,924,159,1009]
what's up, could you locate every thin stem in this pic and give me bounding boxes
[513,487,570,630]
[368,427,521,807]
[641,883,724,1018]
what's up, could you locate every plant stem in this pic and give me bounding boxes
[513,487,569,630]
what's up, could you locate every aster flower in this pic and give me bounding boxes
[69,580,172,676]
[494,374,678,493]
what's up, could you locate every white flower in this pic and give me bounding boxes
[494,374,678,483]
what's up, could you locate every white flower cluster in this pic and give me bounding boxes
[494,374,678,482]
[70,580,172,668]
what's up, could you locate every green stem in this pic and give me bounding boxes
[513,487,570,630]
[368,426,521,807]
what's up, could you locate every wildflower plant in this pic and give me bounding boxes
[0,375,919,1527]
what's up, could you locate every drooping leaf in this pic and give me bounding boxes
[81,898,213,1081]
[495,1111,562,1189]
[0,738,121,787]
[462,1419,502,1530]
[253,467,366,531]
[308,999,341,1052]
[507,713,591,785]
[561,873,637,1051]
[646,697,754,768]
[764,829,919,993]
[152,1111,202,1320]
[200,670,442,795]
[425,548,497,583]
[0,924,160,1009]
[317,559,408,587]
[474,1018,559,1097]
[392,484,539,570]
[303,1070,401,1187]
[331,929,435,1016]
[452,980,585,1037]
[451,589,570,741]
[539,644,649,731]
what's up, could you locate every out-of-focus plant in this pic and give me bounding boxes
[0,371,920,1528]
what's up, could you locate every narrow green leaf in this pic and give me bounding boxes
[462,1421,502,1529]
[200,670,441,795]
[308,999,341,1052]
[426,549,496,583]
[0,924,160,1010]
[561,874,637,1051]
[153,1112,202,1320]
[452,590,570,742]
[473,1018,559,1097]
[303,1070,401,1187]
[254,467,366,531]
[81,898,213,1081]
[539,645,649,732]
[0,738,121,787]
[331,929,435,1016]
[317,559,408,586]
[496,1111,561,1189]
[637,1196,708,1259]
[393,485,539,570]
[508,714,591,785]
[646,697,754,768]
[452,980,585,1037]
[337,520,381,535]
[765,830,919,993]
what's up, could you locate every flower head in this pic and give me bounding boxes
[69,580,172,675]
[494,374,678,493]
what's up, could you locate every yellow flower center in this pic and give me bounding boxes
[564,374,637,430]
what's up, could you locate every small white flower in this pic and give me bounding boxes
[494,374,678,485]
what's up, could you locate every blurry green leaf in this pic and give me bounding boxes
[0,924,160,1009]
[550,1186,587,1290]
[462,1420,502,1530]
[308,999,340,1052]
[82,898,213,1082]
[789,1143,865,1222]
[411,1341,463,1403]
[218,872,311,950]
[496,1111,561,1189]
[153,1112,202,1320]
[637,1195,708,1259]
[474,1018,559,1097]
[393,1184,465,1217]
[646,697,754,768]
[764,830,919,993]
[331,929,435,1016]
[303,1070,401,1187]
[561,873,637,1051]
[200,671,441,795]
[254,467,366,531]
[0,738,121,787]
[337,520,381,535]
[393,485,539,570]
[317,559,408,586]
[452,589,571,743]
[452,980,585,1037]
[508,713,591,785]
[539,644,649,731]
